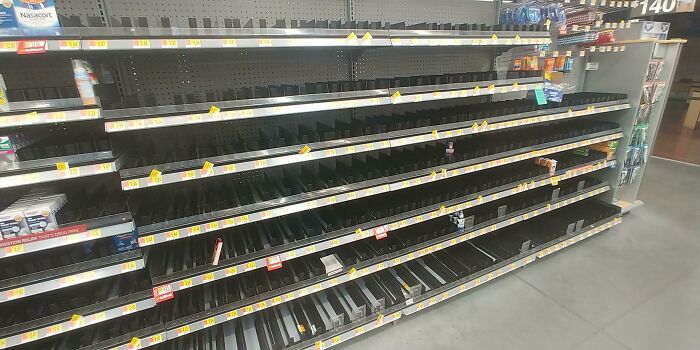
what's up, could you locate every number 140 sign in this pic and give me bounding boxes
[633,0,695,16]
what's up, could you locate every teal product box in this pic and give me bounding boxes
[12,0,60,35]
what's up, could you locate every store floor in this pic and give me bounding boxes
[652,100,700,165]
[342,156,700,350]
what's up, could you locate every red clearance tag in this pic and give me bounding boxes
[152,285,174,303]
[18,40,47,54]
[266,255,283,271]
[374,225,389,240]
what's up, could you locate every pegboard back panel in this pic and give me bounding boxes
[119,49,350,105]
[56,0,102,20]
[353,0,496,24]
[355,47,492,80]
[102,0,347,28]
[0,56,76,90]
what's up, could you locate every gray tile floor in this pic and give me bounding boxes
[342,157,700,350]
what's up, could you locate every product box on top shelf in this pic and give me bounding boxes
[0,190,67,239]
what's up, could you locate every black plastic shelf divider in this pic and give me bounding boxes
[85,181,610,350]
[292,214,622,350]
[117,99,629,190]
[136,128,624,247]
[150,157,615,291]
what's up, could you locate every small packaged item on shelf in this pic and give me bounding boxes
[72,59,98,105]
[112,230,139,252]
[596,31,615,45]
[566,9,597,26]
[635,104,652,125]
[646,59,664,81]
[619,167,629,186]
[0,190,67,238]
[0,74,8,112]
[554,56,566,71]
[652,81,666,103]
[0,207,28,239]
[527,56,539,71]
[642,82,655,104]
[24,193,67,233]
[513,58,523,71]
[563,57,574,72]
[544,58,555,72]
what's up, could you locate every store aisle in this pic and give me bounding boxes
[342,157,700,350]
[653,100,700,165]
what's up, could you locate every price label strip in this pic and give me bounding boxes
[0,297,156,348]
[1,161,117,190]
[105,96,391,133]
[389,80,543,105]
[0,108,101,128]
[0,258,145,303]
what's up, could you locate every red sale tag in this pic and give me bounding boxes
[266,255,283,271]
[18,40,47,54]
[152,285,174,303]
[374,225,389,240]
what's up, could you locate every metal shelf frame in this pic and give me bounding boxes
[117,99,629,190]
[0,99,100,129]
[151,157,616,290]
[103,77,543,133]
[0,27,550,54]
[136,128,624,247]
[0,155,121,190]
[0,250,144,304]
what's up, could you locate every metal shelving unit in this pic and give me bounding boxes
[117,98,627,189]
[0,0,679,349]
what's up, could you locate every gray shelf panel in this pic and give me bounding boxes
[150,158,615,291]
[117,99,629,190]
[136,129,623,247]
[0,99,100,128]
[0,291,154,349]
[103,76,542,132]
[296,215,622,350]
[151,183,611,348]
[0,151,114,175]
[0,156,121,190]
[0,255,144,304]
[0,219,135,260]
[104,95,390,133]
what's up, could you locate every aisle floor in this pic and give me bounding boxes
[342,157,700,350]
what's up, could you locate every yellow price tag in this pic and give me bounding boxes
[133,39,151,48]
[223,38,238,47]
[162,39,178,48]
[121,261,137,271]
